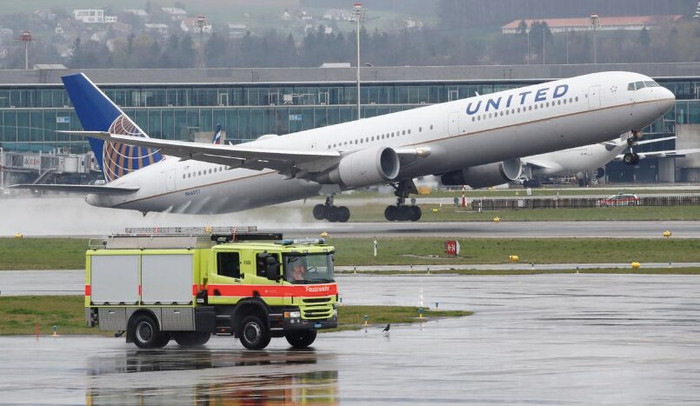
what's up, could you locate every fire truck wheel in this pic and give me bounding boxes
[238,315,271,350]
[173,331,211,347]
[153,332,171,348]
[285,329,317,348]
[132,314,168,349]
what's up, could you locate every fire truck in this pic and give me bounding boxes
[85,227,338,350]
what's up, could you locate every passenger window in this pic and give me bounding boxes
[217,252,240,279]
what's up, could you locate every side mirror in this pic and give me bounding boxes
[265,256,281,281]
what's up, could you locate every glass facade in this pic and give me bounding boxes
[0,78,698,153]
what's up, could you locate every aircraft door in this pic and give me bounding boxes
[164,169,176,192]
[588,85,601,109]
[448,112,459,136]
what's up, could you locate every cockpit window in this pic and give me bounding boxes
[628,81,660,91]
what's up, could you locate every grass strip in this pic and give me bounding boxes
[328,237,700,266]
[0,238,87,270]
[1,237,699,270]
[338,204,700,222]
[0,296,470,336]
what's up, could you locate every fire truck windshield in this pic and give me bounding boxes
[283,253,334,284]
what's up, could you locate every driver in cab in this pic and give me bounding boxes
[291,263,306,281]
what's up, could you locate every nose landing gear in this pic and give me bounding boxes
[623,130,642,165]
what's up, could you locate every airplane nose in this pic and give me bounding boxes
[657,87,676,115]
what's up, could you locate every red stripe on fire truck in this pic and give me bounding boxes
[207,283,337,298]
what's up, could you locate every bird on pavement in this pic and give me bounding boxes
[382,324,391,336]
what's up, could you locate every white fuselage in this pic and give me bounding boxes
[88,71,675,214]
[525,141,628,177]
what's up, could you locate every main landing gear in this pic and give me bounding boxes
[622,130,642,165]
[313,195,350,222]
[384,179,421,222]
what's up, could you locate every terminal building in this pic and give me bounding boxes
[0,62,698,188]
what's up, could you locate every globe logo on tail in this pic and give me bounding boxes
[102,115,163,182]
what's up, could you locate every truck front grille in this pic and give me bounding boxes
[302,297,332,304]
[303,307,333,319]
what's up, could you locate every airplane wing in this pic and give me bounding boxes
[58,130,431,179]
[60,130,341,175]
[635,136,676,146]
[10,184,139,194]
[616,148,700,161]
[521,157,557,170]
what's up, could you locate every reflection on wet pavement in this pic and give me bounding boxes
[85,348,338,405]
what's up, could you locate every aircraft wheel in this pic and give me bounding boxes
[384,206,398,221]
[623,153,635,165]
[409,206,422,221]
[337,206,350,222]
[327,207,339,222]
[312,204,326,220]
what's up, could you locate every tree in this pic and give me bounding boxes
[528,21,552,64]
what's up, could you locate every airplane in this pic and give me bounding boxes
[12,71,675,222]
[212,123,223,145]
[519,133,700,187]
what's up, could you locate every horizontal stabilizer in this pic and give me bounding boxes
[10,184,139,194]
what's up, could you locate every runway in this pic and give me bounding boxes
[2,274,700,404]
[1,196,698,238]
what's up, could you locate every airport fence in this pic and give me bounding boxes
[470,195,700,210]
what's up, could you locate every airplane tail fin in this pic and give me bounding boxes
[212,123,222,144]
[61,73,163,182]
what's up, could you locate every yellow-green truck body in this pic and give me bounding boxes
[85,234,337,349]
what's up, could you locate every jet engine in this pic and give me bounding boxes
[319,146,400,188]
[440,158,522,189]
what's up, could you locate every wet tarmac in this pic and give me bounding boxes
[3,196,700,239]
[2,274,700,404]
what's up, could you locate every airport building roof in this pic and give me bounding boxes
[501,15,685,34]
[1,62,698,86]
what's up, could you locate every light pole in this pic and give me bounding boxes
[542,28,546,64]
[527,27,531,64]
[196,15,206,68]
[15,31,33,70]
[350,3,365,120]
[590,14,600,64]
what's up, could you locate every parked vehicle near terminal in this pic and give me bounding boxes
[85,226,338,350]
[597,193,641,207]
